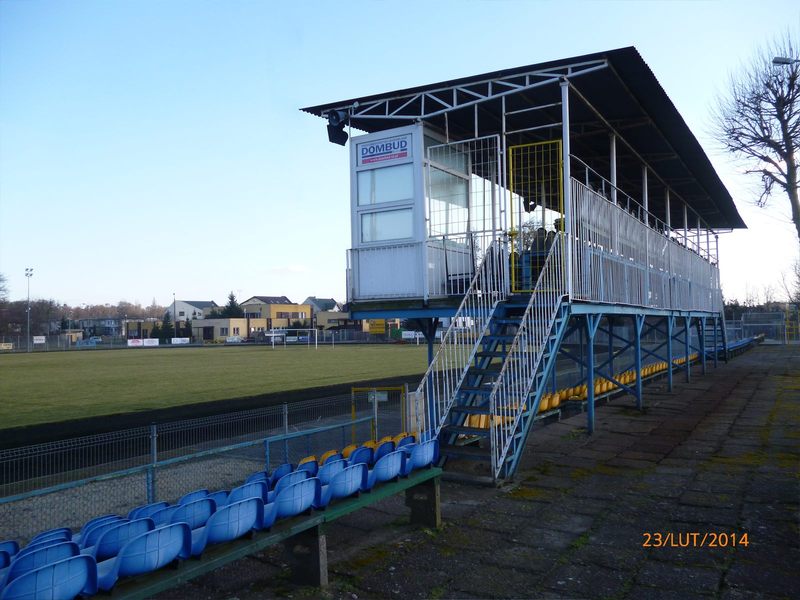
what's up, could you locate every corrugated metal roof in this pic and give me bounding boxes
[302,46,744,230]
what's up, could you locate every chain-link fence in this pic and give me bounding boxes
[0,388,409,543]
[741,312,787,344]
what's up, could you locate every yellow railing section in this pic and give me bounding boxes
[508,140,563,293]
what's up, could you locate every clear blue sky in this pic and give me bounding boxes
[1,0,798,307]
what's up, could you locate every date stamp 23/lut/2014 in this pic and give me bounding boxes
[642,532,750,548]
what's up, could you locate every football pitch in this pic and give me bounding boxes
[0,344,428,430]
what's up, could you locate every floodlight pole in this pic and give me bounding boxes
[25,268,33,352]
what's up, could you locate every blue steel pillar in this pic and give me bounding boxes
[683,316,691,383]
[699,316,707,374]
[634,314,644,410]
[585,314,601,434]
[713,316,719,368]
[607,319,615,379]
[666,315,674,392]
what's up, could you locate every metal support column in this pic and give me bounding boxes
[634,315,644,410]
[607,319,614,377]
[585,314,601,434]
[561,79,573,301]
[666,315,674,392]
[713,316,719,368]
[684,316,691,383]
[699,316,707,374]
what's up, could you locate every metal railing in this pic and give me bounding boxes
[412,239,508,441]
[488,235,567,478]
[569,180,722,313]
[0,392,407,542]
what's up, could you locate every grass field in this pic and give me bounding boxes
[0,345,428,429]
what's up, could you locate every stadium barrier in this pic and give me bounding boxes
[0,391,406,543]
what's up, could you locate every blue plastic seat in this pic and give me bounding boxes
[347,446,372,467]
[401,439,439,476]
[314,465,366,509]
[224,481,267,506]
[168,498,216,530]
[79,517,130,550]
[29,528,71,546]
[0,542,18,558]
[127,501,169,520]
[0,554,97,600]
[322,452,343,465]
[266,471,309,503]
[244,471,268,485]
[149,505,180,527]
[396,434,415,448]
[73,514,123,545]
[96,523,191,592]
[83,518,154,561]
[13,539,66,564]
[178,488,209,505]
[0,541,79,590]
[189,498,261,557]
[372,441,395,465]
[267,463,293,488]
[274,478,319,519]
[296,460,318,477]
[317,459,346,486]
[363,450,405,491]
[207,490,229,507]
[0,551,9,570]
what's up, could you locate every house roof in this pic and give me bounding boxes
[181,301,218,309]
[304,297,340,311]
[302,46,745,230]
[241,296,294,305]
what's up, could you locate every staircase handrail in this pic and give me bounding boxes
[488,234,567,478]
[412,238,508,441]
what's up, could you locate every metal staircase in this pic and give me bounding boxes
[698,313,729,365]
[414,235,568,482]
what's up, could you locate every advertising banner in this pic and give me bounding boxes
[142,339,159,347]
[171,338,190,345]
[33,336,46,344]
[357,134,411,166]
[127,339,143,347]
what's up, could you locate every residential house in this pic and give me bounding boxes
[192,317,268,342]
[166,300,218,323]
[239,296,312,329]
[302,296,352,330]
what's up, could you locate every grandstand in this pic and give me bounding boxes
[302,46,749,481]
[0,46,761,598]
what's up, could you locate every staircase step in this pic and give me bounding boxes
[494,318,522,325]
[450,405,490,415]
[476,350,507,358]
[440,443,491,461]
[467,368,502,378]
[442,424,491,437]
[483,334,516,342]
[458,385,494,395]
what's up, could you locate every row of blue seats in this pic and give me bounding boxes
[0,439,438,600]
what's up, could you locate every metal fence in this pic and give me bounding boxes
[0,390,406,543]
[570,180,722,313]
[741,312,788,344]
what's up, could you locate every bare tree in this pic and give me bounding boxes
[714,31,800,243]
[0,273,7,303]
[781,258,800,306]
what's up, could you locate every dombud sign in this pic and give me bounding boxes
[358,134,411,166]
